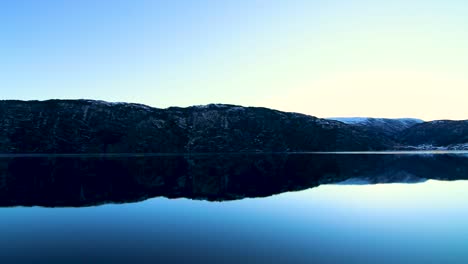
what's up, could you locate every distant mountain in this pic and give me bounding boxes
[328,117,423,137]
[329,117,468,150]
[0,100,394,153]
[399,120,468,149]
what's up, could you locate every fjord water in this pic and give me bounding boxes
[0,153,468,263]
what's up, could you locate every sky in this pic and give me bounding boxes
[1,0,467,120]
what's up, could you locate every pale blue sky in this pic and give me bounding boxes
[1,0,467,120]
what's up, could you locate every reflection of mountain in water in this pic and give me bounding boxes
[0,154,467,207]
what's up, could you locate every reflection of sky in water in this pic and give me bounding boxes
[1,180,468,264]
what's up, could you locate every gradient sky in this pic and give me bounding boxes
[1,0,467,120]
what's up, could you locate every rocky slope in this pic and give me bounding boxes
[328,117,423,137]
[0,100,394,153]
[0,100,466,152]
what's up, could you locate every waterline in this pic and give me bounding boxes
[0,150,467,158]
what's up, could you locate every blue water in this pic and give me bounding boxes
[1,179,468,263]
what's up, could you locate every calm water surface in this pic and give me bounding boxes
[0,152,467,264]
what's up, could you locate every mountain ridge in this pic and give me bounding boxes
[328,117,424,138]
[0,99,393,153]
[0,99,466,152]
